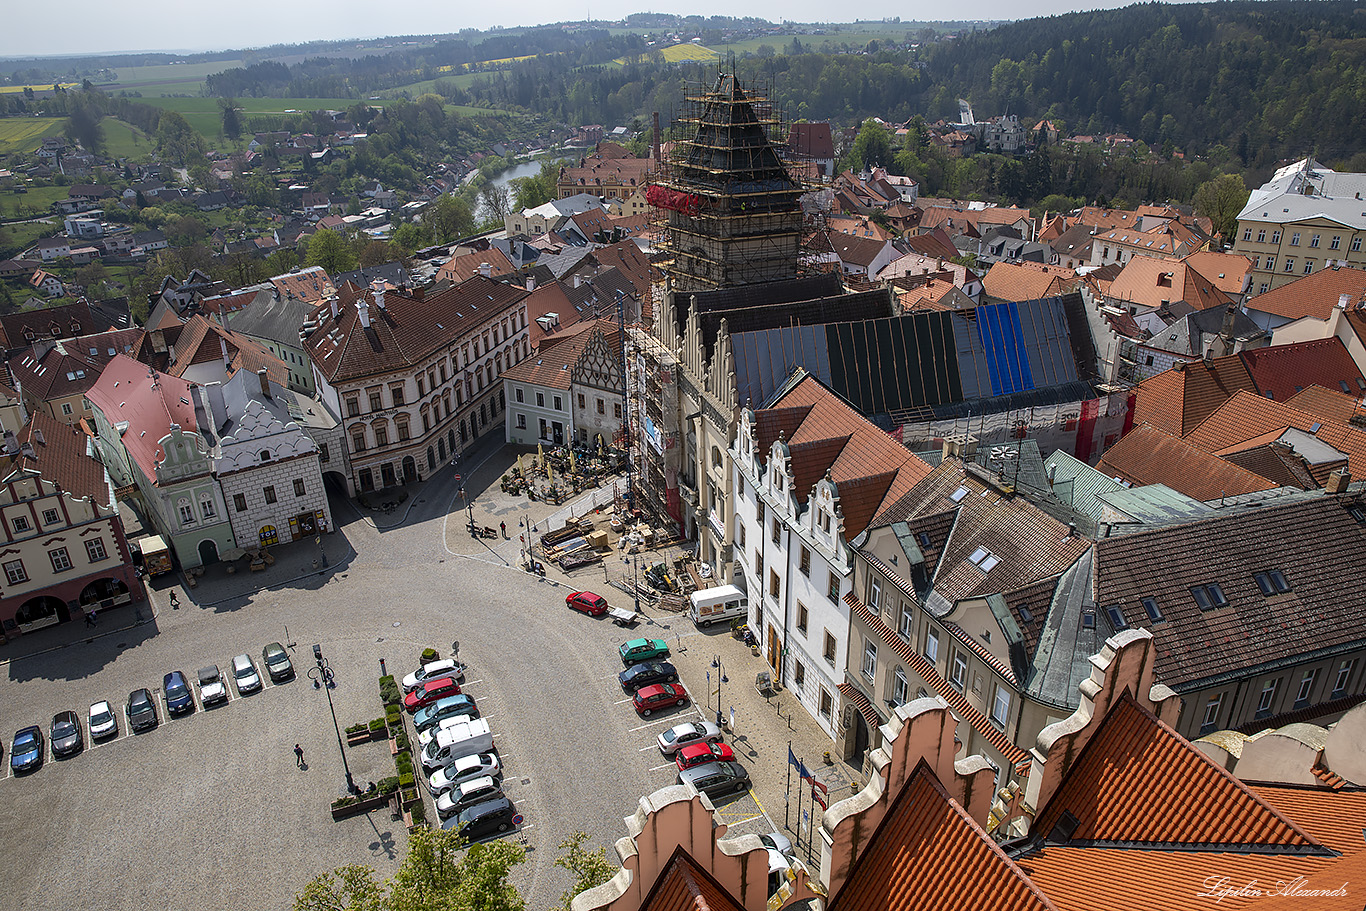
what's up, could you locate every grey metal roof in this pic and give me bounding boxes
[1042,450,1123,521]
[224,292,313,347]
[1094,483,1211,526]
[1024,548,1113,710]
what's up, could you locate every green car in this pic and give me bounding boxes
[620,638,670,666]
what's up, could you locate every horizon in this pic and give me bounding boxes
[1,0,1174,60]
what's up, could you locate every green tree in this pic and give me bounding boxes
[551,832,614,911]
[305,227,358,275]
[1193,173,1249,243]
[155,111,203,166]
[359,239,399,268]
[265,248,300,276]
[426,195,474,244]
[479,184,511,225]
[847,120,893,174]
[219,98,243,140]
[392,222,433,254]
[294,828,526,911]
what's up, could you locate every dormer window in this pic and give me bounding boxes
[259,449,271,462]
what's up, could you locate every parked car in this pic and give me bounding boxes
[49,712,83,758]
[88,701,118,740]
[414,694,480,732]
[163,670,195,715]
[404,676,461,713]
[435,775,503,819]
[127,688,158,732]
[618,661,678,692]
[417,715,476,749]
[401,659,466,693]
[676,741,735,771]
[197,666,227,706]
[261,642,295,682]
[566,590,608,616]
[231,654,261,694]
[657,721,723,756]
[677,761,751,800]
[758,832,794,856]
[442,796,515,840]
[427,752,502,796]
[619,638,670,666]
[632,683,690,716]
[10,726,43,773]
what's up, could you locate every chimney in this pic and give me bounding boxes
[329,294,340,321]
[1326,468,1352,494]
[1339,293,1351,310]
[371,278,386,309]
[33,428,45,445]
[526,274,536,293]
[573,274,583,289]
[357,298,371,329]
[479,262,492,279]
[257,367,270,400]
[219,335,231,372]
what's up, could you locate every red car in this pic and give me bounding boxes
[675,741,736,771]
[633,683,690,716]
[566,591,608,616]
[403,677,461,712]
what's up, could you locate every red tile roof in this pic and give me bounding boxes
[1105,255,1231,312]
[1239,338,1365,403]
[84,354,199,481]
[1131,357,1258,437]
[982,261,1076,303]
[435,248,515,285]
[1096,423,1277,500]
[1033,692,1315,846]
[829,761,1055,911]
[269,265,332,303]
[638,846,747,911]
[1183,389,1366,471]
[501,319,619,391]
[162,314,290,389]
[1247,264,1366,321]
[1284,384,1366,423]
[1182,250,1252,297]
[13,411,110,505]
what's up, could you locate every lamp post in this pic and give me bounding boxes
[315,534,327,569]
[464,484,475,538]
[711,655,728,727]
[309,644,358,795]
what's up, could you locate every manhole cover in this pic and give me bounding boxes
[117,642,127,648]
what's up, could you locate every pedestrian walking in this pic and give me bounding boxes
[294,744,304,767]
[169,591,179,609]
[500,521,507,538]
[88,609,98,626]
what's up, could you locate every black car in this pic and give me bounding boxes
[49,711,83,758]
[262,642,295,683]
[618,661,679,693]
[163,670,195,715]
[677,761,751,801]
[443,796,515,841]
[127,688,158,732]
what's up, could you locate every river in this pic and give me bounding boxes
[468,156,569,219]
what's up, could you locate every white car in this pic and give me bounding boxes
[197,665,228,705]
[232,654,261,694]
[427,751,501,795]
[657,721,723,756]
[88,701,118,740]
[402,659,467,693]
[416,714,476,749]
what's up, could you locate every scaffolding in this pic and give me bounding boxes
[651,69,812,292]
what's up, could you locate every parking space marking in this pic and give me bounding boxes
[718,811,763,826]
[639,744,662,752]
[648,762,676,772]
[612,697,634,705]
[629,716,687,732]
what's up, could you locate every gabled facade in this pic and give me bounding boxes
[502,320,624,447]
[0,414,144,640]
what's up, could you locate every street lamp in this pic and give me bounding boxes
[711,656,728,727]
[309,644,358,795]
[315,534,327,569]
[464,484,476,538]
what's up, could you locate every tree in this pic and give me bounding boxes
[359,239,399,268]
[426,194,474,244]
[392,222,433,254]
[265,248,300,276]
[552,832,614,911]
[479,184,511,225]
[847,120,893,174]
[1193,173,1249,244]
[294,828,527,911]
[305,227,358,275]
[219,98,243,141]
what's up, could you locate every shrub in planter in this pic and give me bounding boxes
[379,676,401,707]
[331,796,358,810]
[368,717,387,734]
[398,771,415,789]
[385,706,402,726]
[410,802,426,825]
[345,722,367,735]
[401,786,420,808]
[394,732,410,752]
[396,757,414,776]
[377,776,400,795]
[420,647,438,663]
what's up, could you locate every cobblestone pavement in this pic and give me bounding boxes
[0,435,855,910]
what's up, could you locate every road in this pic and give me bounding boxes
[0,442,848,910]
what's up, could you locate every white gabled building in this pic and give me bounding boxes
[731,373,932,739]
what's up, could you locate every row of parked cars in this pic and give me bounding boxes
[402,658,517,841]
[7,643,294,775]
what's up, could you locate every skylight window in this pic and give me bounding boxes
[949,486,969,503]
[968,547,988,564]
[1082,610,1096,630]
[1253,570,1291,595]
[1141,597,1164,623]
[1190,583,1229,611]
[1105,605,1128,629]
[980,555,1000,572]
[1017,604,1033,623]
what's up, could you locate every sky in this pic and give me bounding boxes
[0,0,1155,59]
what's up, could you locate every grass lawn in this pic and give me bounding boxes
[140,96,357,141]
[0,118,66,153]
[99,118,151,159]
[105,60,243,96]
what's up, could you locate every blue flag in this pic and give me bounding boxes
[787,745,811,783]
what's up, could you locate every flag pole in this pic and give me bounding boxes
[808,774,818,865]
[795,763,805,855]
[784,740,792,831]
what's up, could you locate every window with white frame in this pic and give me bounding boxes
[991,685,1011,726]
[827,570,840,602]
[950,653,967,690]
[42,508,60,525]
[1257,679,1280,716]
[796,602,808,635]
[823,631,836,664]
[178,503,195,525]
[925,627,939,663]
[49,547,72,572]
[862,640,877,681]
[892,668,908,705]
[11,515,29,532]
[819,688,833,719]
[1334,659,1356,696]
[898,601,913,640]
[869,576,882,612]
[200,497,216,519]
[1295,669,1318,707]
[4,559,26,584]
[84,538,107,562]
[1201,694,1223,733]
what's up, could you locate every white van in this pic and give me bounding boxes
[689,585,748,628]
[421,718,494,770]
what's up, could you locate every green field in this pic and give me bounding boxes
[105,60,242,96]
[140,96,358,138]
[99,117,149,158]
[0,118,66,153]
[385,71,486,97]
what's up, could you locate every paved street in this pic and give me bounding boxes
[0,438,855,910]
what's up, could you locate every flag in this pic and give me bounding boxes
[787,746,811,783]
[811,776,829,810]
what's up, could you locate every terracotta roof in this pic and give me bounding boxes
[1092,493,1366,688]
[1131,357,1258,437]
[1247,264,1366,321]
[982,261,1076,303]
[1096,423,1277,501]
[1033,692,1316,846]
[1182,250,1252,296]
[269,265,332,304]
[1284,384,1366,423]
[1252,786,1366,851]
[8,328,144,402]
[638,846,747,911]
[0,300,94,350]
[759,375,933,537]
[829,232,891,268]
[84,354,199,481]
[1219,442,1319,490]
[306,276,529,385]
[1094,219,1203,258]
[1184,390,1366,471]
[501,319,618,391]
[162,314,289,389]
[10,411,110,505]
[1105,255,1231,312]
[1239,338,1365,403]
[435,247,515,285]
[828,760,1055,911]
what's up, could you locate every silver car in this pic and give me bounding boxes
[231,654,261,694]
[426,751,501,795]
[198,666,227,705]
[401,659,467,693]
[657,721,723,756]
[88,701,118,740]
